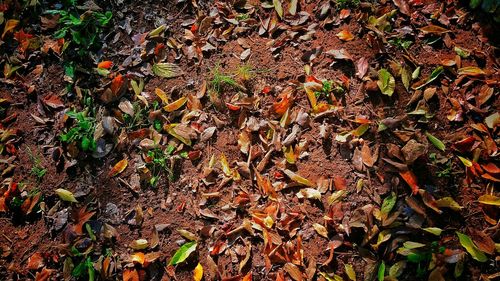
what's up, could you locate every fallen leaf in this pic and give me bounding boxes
[283,169,315,187]
[399,170,419,194]
[456,232,488,262]
[169,241,197,265]
[377,69,395,96]
[336,29,354,41]
[478,194,500,206]
[108,159,128,177]
[163,96,187,112]
[55,188,78,203]
[313,223,328,238]
[420,24,450,34]
[457,66,485,77]
[194,263,203,281]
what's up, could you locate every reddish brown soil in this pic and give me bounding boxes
[1,0,499,280]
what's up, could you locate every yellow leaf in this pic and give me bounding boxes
[155,88,169,104]
[108,159,128,177]
[345,264,356,281]
[283,169,315,187]
[313,223,328,238]
[2,19,19,39]
[193,263,203,281]
[55,188,78,203]
[163,96,187,112]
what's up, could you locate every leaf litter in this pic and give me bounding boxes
[0,0,499,280]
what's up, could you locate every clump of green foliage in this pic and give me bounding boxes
[146,147,175,187]
[469,0,500,22]
[314,80,345,100]
[389,38,413,50]
[335,0,360,9]
[60,110,96,152]
[429,153,453,178]
[46,4,112,55]
[210,65,243,93]
[27,147,47,179]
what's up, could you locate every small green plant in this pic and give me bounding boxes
[210,64,245,93]
[145,147,175,186]
[314,80,345,100]
[429,153,452,178]
[335,0,360,9]
[27,147,47,179]
[60,110,96,152]
[389,38,413,50]
[46,6,112,55]
[235,63,255,81]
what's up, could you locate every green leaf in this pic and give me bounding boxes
[377,69,395,96]
[415,66,443,90]
[412,66,421,80]
[425,132,445,151]
[55,188,78,203]
[470,0,482,8]
[152,63,183,78]
[456,232,488,262]
[454,46,470,58]
[169,241,197,265]
[381,192,396,218]
[378,261,385,281]
[389,261,406,278]
[400,66,411,91]
[423,227,443,236]
[273,0,283,19]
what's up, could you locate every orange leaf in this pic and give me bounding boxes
[163,96,187,112]
[98,61,113,69]
[273,88,293,115]
[2,19,19,39]
[333,176,347,190]
[336,29,354,41]
[73,207,95,235]
[108,159,128,177]
[111,74,124,94]
[123,268,140,281]
[130,253,145,265]
[226,102,241,111]
[399,170,420,195]
[482,163,500,174]
[242,272,252,281]
[35,268,54,281]
[27,252,44,270]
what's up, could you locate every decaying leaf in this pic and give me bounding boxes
[108,159,128,177]
[152,63,183,78]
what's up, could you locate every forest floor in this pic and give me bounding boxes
[0,0,499,280]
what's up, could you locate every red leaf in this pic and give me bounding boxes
[399,170,420,195]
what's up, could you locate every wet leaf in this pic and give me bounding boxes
[152,63,183,78]
[377,69,395,96]
[169,241,197,265]
[55,188,78,203]
[425,132,445,151]
[108,159,128,177]
[456,232,488,262]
